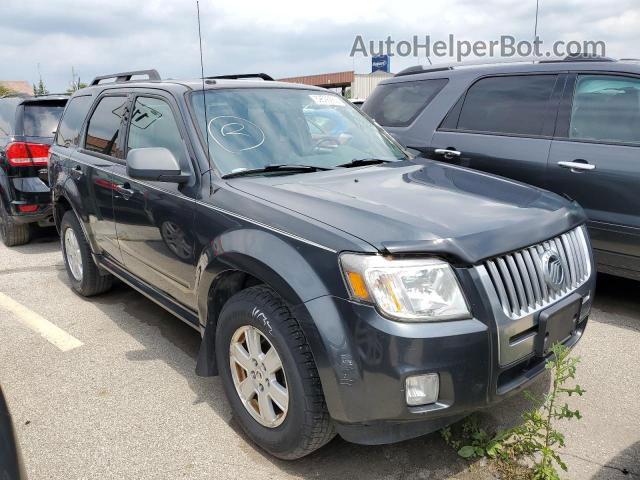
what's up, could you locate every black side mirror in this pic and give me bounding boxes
[126,147,189,183]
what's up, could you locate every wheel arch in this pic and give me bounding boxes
[52,179,98,252]
[194,228,341,377]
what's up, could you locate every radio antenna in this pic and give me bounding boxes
[196,1,213,186]
[534,0,540,43]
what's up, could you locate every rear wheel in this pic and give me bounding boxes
[0,201,31,247]
[216,285,334,459]
[60,210,113,296]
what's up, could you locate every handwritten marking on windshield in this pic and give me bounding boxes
[220,122,250,137]
[207,116,265,153]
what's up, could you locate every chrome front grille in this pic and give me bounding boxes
[485,226,591,319]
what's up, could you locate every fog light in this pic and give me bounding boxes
[405,373,439,406]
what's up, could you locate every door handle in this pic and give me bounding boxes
[434,148,462,160]
[557,161,596,172]
[115,184,134,199]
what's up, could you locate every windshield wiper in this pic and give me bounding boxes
[336,158,393,168]
[221,164,332,179]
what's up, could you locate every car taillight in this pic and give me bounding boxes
[17,204,39,213]
[5,142,50,166]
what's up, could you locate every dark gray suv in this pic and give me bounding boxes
[363,56,640,281]
[49,69,594,459]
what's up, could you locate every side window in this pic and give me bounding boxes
[569,75,640,145]
[126,96,187,166]
[457,75,557,136]
[56,95,93,147]
[85,96,127,157]
[362,79,448,127]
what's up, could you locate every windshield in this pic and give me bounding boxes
[23,102,66,137]
[190,88,407,176]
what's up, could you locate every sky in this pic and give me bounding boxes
[1,0,639,92]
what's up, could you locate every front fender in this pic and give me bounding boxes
[196,227,343,323]
[194,227,345,376]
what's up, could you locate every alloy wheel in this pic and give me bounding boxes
[229,325,289,428]
[64,227,83,281]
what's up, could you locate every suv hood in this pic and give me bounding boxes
[229,160,585,264]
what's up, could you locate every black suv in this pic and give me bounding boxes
[49,69,595,459]
[363,56,640,281]
[0,94,68,245]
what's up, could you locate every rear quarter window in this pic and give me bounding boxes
[362,78,448,127]
[23,101,67,137]
[56,95,93,147]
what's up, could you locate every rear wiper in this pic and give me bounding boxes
[221,164,332,179]
[336,158,392,168]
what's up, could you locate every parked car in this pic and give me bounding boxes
[363,56,640,281]
[0,94,68,246]
[0,386,27,480]
[49,69,595,460]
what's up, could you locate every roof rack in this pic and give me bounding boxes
[539,54,616,64]
[90,69,161,86]
[205,73,274,81]
[394,58,540,77]
[395,65,453,77]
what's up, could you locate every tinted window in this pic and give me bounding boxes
[457,75,557,136]
[85,96,127,157]
[570,75,640,145]
[56,95,93,147]
[0,97,22,136]
[127,97,187,166]
[363,79,448,127]
[23,102,66,137]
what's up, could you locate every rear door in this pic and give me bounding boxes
[72,94,129,264]
[111,92,197,309]
[547,73,640,274]
[431,74,563,187]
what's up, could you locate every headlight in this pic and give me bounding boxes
[340,254,470,322]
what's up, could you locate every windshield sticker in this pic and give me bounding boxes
[207,116,265,153]
[309,95,345,107]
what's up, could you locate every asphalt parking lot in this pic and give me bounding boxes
[0,228,638,480]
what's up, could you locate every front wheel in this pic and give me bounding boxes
[60,210,113,297]
[216,286,334,459]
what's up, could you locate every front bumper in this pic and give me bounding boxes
[294,266,594,446]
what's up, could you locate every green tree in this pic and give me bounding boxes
[33,78,49,96]
[66,78,87,94]
[0,85,16,97]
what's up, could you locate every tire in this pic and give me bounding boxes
[216,285,334,459]
[0,202,31,247]
[60,210,113,297]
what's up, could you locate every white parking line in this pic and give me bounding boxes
[0,292,83,352]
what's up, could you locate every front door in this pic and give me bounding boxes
[111,93,198,308]
[547,73,640,274]
[431,74,562,189]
